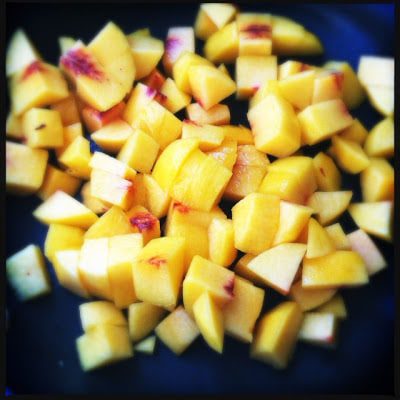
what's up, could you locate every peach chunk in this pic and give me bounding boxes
[10,60,69,116]
[79,301,127,332]
[132,237,186,310]
[53,249,90,298]
[183,255,235,316]
[6,141,48,195]
[208,217,237,267]
[6,244,51,301]
[170,148,232,212]
[223,276,265,343]
[44,223,84,263]
[155,306,199,355]
[22,108,64,148]
[78,238,112,300]
[251,302,303,369]
[348,201,393,242]
[33,191,98,229]
[347,229,387,276]
[298,99,353,145]
[289,281,336,311]
[248,93,301,158]
[37,165,81,201]
[76,324,132,371]
[108,233,143,308]
[224,144,269,201]
[361,158,394,202]
[195,3,237,40]
[247,243,306,295]
[128,302,166,343]
[193,292,224,353]
[302,251,369,289]
[232,193,280,255]
[204,22,239,64]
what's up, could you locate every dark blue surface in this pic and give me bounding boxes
[6,3,395,395]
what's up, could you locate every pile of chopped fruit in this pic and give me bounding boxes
[6,3,394,371]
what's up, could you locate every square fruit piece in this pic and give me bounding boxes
[302,250,369,289]
[33,190,98,229]
[117,129,159,174]
[37,165,81,201]
[58,136,92,180]
[6,141,48,195]
[203,21,239,64]
[22,108,64,148]
[223,276,265,343]
[247,243,306,295]
[127,30,164,80]
[76,324,132,371]
[6,244,51,301]
[10,60,69,116]
[232,193,280,255]
[183,255,235,316]
[170,148,232,212]
[298,312,337,346]
[44,223,84,263]
[52,249,89,298]
[91,119,134,154]
[224,144,269,201]
[132,237,186,310]
[251,301,303,369]
[298,99,353,145]
[259,156,317,204]
[55,122,83,158]
[188,64,236,110]
[155,306,199,355]
[79,301,127,332]
[248,93,301,158]
[108,233,143,309]
[151,137,199,192]
[128,302,166,342]
[193,291,224,353]
[78,237,112,300]
[195,3,237,40]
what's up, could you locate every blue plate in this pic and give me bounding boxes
[6,3,395,395]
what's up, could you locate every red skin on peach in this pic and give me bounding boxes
[130,212,158,232]
[173,201,190,214]
[332,71,344,90]
[82,102,125,132]
[20,61,46,81]
[147,256,167,268]
[165,36,183,63]
[60,48,103,80]
[182,119,200,127]
[223,277,235,297]
[142,69,166,91]
[241,24,272,39]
